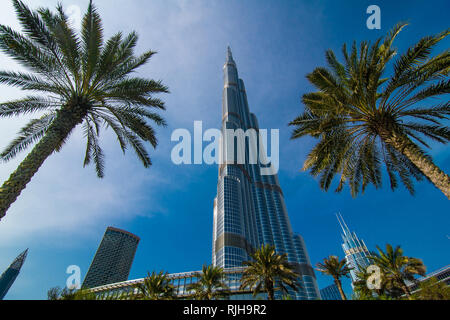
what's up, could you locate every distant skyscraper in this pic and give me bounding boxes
[320,283,342,300]
[211,47,320,300]
[337,213,371,284]
[0,249,28,300]
[82,227,140,289]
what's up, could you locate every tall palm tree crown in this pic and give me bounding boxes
[370,244,426,300]
[315,255,352,300]
[0,0,169,219]
[135,271,176,300]
[186,265,230,300]
[352,263,400,299]
[290,23,450,198]
[239,244,300,300]
[352,266,375,299]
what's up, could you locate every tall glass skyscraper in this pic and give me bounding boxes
[83,227,140,289]
[0,249,28,300]
[337,213,371,284]
[211,47,320,300]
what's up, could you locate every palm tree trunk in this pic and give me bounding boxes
[266,280,274,300]
[334,279,347,300]
[384,131,450,199]
[397,277,413,300]
[400,283,413,300]
[0,106,85,220]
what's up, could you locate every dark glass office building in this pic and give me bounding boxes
[211,48,320,300]
[320,283,342,300]
[0,249,28,300]
[82,227,140,289]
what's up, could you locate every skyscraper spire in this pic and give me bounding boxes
[226,45,234,63]
[336,215,371,286]
[336,212,350,237]
[0,248,29,299]
[10,249,28,270]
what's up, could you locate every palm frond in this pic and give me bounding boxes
[0,70,65,96]
[82,119,105,178]
[81,0,103,89]
[12,0,58,52]
[1,113,56,161]
[0,96,57,117]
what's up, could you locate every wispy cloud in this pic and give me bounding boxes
[67,4,82,30]
[0,127,173,246]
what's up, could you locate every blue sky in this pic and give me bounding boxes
[0,0,449,299]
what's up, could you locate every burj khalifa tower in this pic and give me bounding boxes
[211,47,320,300]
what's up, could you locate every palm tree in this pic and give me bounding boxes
[186,265,230,300]
[315,255,352,300]
[370,244,426,300]
[352,264,393,299]
[0,0,169,219]
[47,286,77,300]
[352,267,375,299]
[353,263,405,300]
[412,277,450,300]
[239,244,300,300]
[47,286,129,300]
[289,22,450,198]
[135,271,176,300]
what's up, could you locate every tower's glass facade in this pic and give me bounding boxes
[337,213,371,285]
[211,48,320,300]
[0,249,28,300]
[82,227,140,289]
[320,283,342,300]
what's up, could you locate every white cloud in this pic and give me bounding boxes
[67,4,82,30]
[0,126,172,246]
